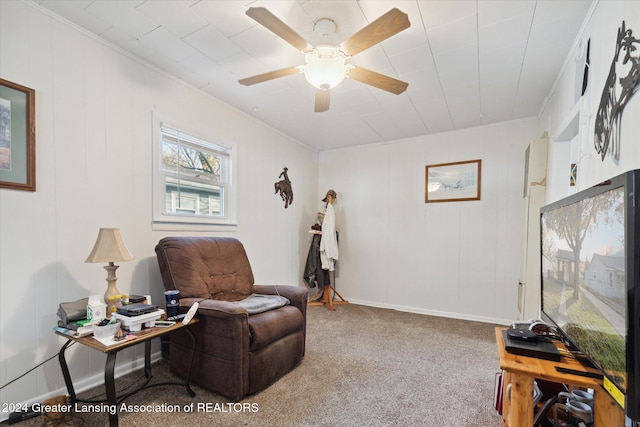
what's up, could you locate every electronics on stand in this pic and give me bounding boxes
[540,169,640,422]
[111,304,163,332]
[116,303,158,316]
[502,329,561,362]
[506,328,538,342]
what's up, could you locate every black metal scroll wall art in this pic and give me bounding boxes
[594,21,640,162]
[274,167,293,208]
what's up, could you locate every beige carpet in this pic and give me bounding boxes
[18,304,503,426]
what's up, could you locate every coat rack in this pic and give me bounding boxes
[306,190,348,310]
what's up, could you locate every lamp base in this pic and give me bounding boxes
[103,263,121,306]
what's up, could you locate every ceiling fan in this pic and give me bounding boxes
[238,7,410,112]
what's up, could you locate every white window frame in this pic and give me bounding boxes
[152,116,236,231]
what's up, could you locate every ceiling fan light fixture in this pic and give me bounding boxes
[302,46,350,90]
[240,7,411,111]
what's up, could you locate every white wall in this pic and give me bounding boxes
[7,0,640,416]
[318,118,538,324]
[542,0,640,199]
[0,1,317,413]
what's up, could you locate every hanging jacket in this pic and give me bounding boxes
[303,233,329,290]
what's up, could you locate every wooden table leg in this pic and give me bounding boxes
[594,385,624,427]
[506,373,534,427]
[501,371,511,426]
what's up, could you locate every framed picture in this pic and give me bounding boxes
[0,78,35,191]
[425,159,481,203]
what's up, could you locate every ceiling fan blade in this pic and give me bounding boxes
[347,67,408,95]
[239,67,300,86]
[339,8,410,57]
[246,7,312,52]
[314,88,330,112]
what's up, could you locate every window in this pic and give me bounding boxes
[153,122,235,229]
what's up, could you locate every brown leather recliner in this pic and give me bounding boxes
[155,236,307,401]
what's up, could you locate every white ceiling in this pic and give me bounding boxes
[32,0,593,150]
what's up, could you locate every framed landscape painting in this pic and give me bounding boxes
[0,78,35,191]
[425,159,481,203]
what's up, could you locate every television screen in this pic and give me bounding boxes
[540,181,627,396]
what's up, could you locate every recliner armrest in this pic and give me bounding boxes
[179,297,249,317]
[252,285,308,314]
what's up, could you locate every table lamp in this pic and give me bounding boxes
[85,228,134,304]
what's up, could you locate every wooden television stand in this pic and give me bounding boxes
[495,327,625,426]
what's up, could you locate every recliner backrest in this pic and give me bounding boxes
[155,237,254,301]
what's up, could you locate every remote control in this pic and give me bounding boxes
[155,320,175,328]
[555,366,603,379]
[166,313,186,321]
[182,302,199,325]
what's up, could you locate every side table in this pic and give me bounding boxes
[495,327,624,426]
[55,320,198,427]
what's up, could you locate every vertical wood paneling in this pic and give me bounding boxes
[541,2,640,198]
[319,119,536,323]
[0,0,40,406]
[27,5,65,399]
[0,1,318,411]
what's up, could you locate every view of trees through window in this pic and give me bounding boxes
[160,126,230,218]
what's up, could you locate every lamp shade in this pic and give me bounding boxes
[85,228,134,263]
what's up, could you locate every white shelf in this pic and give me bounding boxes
[551,98,582,142]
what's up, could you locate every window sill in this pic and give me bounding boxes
[152,220,237,232]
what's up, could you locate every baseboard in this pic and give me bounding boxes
[345,298,513,325]
[0,351,164,423]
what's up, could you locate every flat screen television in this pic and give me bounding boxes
[540,169,640,421]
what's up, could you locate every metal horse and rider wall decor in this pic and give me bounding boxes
[594,21,640,162]
[274,167,293,208]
